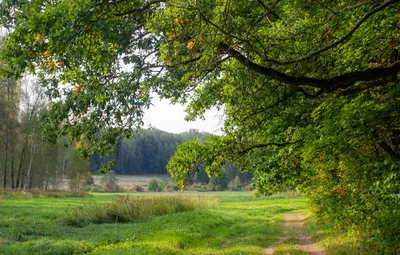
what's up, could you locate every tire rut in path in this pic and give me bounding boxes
[263,213,325,255]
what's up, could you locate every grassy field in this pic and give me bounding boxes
[0,191,309,255]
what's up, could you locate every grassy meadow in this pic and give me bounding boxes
[0,191,309,255]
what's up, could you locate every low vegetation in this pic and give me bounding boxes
[62,194,219,226]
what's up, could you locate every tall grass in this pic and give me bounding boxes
[62,194,219,226]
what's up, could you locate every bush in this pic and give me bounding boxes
[100,171,120,192]
[86,174,94,185]
[163,181,179,192]
[90,184,102,192]
[132,184,144,192]
[148,179,162,192]
[62,195,219,226]
[228,176,242,191]
[191,182,207,192]
[206,181,216,191]
[241,185,254,191]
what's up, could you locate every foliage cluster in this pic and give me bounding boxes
[62,194,219,227]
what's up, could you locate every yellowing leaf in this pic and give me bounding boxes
[47,60,57,71]
[175,17,183,24]
[73,85,83,96]
[166,34,175,41]
[187,41,195,49]
[41,51,50,58]
[34,33,44,43]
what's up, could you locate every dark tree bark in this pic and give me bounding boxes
[16,139,27,189]
[10,143,15,189]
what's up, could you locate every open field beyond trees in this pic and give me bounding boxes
[92,174,173,191]
[0,191,364,255]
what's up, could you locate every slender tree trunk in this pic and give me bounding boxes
[20,171,25,190]
[10,143,15,189]
[3,135,8,189]
[28,174,33,189]
[16,140,27,189]
[3,83,10,188]
[62,146,67,178]
[24,141,35,190]
[42,163,49,191]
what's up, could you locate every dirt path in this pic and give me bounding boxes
[263,213,325,255]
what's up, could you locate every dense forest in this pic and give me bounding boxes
[90,129,209,175]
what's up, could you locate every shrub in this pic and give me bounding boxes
[241,185,254,191]
[90,184,102,192]
[206,181,216,191]
[148,179,162,192]
[228,176,242,191]
[206,176,228,191]
[163,182,179,192]
[132,184,144,192]
[62,195,219,226]
[86,174,94,185]
[191,182,207,192]
[100,170,120,192]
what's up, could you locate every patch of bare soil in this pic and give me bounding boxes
[263,213,325,255]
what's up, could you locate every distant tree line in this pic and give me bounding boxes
[90,129,210,175]
[90,129,253,188]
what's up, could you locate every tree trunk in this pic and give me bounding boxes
[3,134,8,189]
[10,143,15,189]
[42,163,49,191]
[3,82,10,189]
[62,146,67,178]
[16,139,27,189]
[24,141,35,190]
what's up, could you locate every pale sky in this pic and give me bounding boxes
[143,95,224,134]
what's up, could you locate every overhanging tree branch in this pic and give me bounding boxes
[219,43,400,91]
[239,140,303,155]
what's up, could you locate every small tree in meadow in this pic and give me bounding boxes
[148,178,162,192]
[228,176,242,191]
[100,170,119,192]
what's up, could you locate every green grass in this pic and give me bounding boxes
[62,194,219,226]
[303,212,362,255]
[0,191,307,254]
